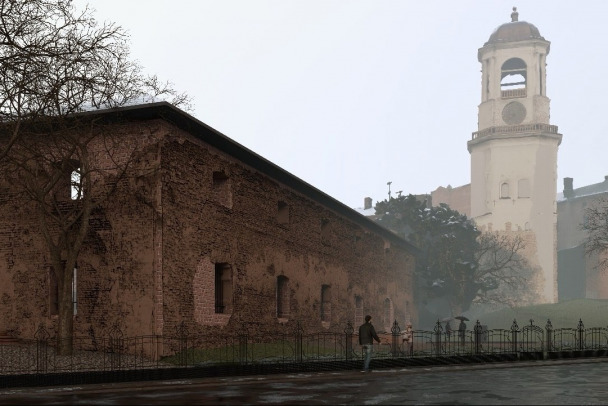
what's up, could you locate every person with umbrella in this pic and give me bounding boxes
[456,316,469,345]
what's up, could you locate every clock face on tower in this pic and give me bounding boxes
[502,101,527,125]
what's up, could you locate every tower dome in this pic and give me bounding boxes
[486,7,544,45]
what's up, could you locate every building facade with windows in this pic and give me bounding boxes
[0,102,417,343]
[557,176,608,301]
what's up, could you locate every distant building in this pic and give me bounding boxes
[430,184,470,217]
[557,176,608,300]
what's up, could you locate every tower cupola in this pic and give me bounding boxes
[486,7,545,45]
[472,7,554,136]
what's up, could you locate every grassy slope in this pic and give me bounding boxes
[471,299,608,330]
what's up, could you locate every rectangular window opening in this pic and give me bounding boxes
[277,201,290,225]
[212,171,232,208]
[215,263,233,314]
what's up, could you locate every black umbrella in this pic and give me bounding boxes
[455,316,469,321]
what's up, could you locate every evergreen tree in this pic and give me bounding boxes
[375,194,529,320]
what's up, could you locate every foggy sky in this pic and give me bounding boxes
[74,0,608,209]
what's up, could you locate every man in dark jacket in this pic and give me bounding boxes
[359,315,381,372]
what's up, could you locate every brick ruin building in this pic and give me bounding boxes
[0,102,417,344]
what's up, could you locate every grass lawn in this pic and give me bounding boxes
[471,299,608,330]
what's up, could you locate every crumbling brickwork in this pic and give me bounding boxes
[0,103,416,343]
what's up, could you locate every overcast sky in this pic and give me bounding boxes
[74,0,608,209]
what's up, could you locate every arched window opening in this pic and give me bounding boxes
[500,182,510,199]
[70,168,83,200]
[501,58,527,97]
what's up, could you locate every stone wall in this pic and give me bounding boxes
[0,112,416,342]
[158,126,416,336]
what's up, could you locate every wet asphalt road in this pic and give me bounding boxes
[1,358,607,405]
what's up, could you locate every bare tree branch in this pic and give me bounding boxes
[583,197,608,272]
[0,0,191,354]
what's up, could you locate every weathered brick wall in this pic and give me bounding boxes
[0,116,416,342]
[158,126,416,337]
[0,121,164,340]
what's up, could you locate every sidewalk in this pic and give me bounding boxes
[2,354,607,397]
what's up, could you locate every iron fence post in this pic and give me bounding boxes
[545,319,553,355]
[474,320,482,355]
[391,320,401,357]
[433,320,443,356]
[511,319,519,355]
[34,323,49,374]
[577,319,585,351]
[108,323,124,370]
[344,321,354,361]
[294,321,303,363]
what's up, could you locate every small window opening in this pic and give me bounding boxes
[277,201,289,225]
[500,182,510,199]
[214,263,233,314]
[384,240,391,254]
[212,171,232,208]
[277,275,290,319]
[321,284,331,323]
[501,58,527,97]
[70,168,83,200]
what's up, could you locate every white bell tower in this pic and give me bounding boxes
[468,8,562,303]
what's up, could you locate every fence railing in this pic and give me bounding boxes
[1,318,608,376]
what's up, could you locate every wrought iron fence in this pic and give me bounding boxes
[2,318,608,377]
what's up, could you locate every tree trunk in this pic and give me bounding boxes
[57,261,74,355]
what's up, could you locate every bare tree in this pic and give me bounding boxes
[0,0,190,354]
[583,197,608,272]
[473,232,534,308]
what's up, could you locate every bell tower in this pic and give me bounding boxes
[467,8,562,303]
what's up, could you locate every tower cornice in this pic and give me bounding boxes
[467,123,562,152]
[478,39,551,62]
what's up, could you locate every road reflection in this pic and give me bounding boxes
[1,358,607,405]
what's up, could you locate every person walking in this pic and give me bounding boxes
[401,322,414,356]
[359,315,381,372]
[458,319,467,346]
